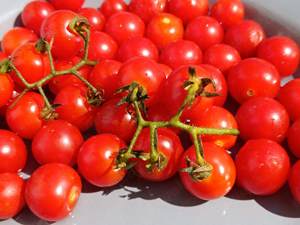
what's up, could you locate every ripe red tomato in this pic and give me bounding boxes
[0,73,14,108]
[0,130,27,173]
[54,85,96,132]
[1,27,38,56]
[167,0,208,24]
[185,16,224,51]
[21,0,55,34]
[158,63,172,79]
[257,36,300,77]
[78,8,106,31]
[0,173,25,220]
[41,10,84,59]
[25,163,82,221]
[287,119,300,158]
[235,139,290,196]
[105,12,145,45]
[289,161,300,203]
[32,120,84,166]
[128,0,167,23]
[6,92,45,140]
[277,79,300,121]
[224,20,265,58]
[236,97,290,143]
[179,143,236,200]
[99,0,128,18]
[146,13,184,49]
[227,58,280,104]
[0,51,7,61]
[203,44,241,74]
[0,90,19,117]
[211,0,245,29]
[77,134,127,187]
[159,40,202,69]
[133,128,184,182]
[49,0,84,12]
[88,59,122,100]
[117,37,159,62]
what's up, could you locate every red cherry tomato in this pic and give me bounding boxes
[257,36,300,77]
[78,8,106,31]
[105,12,145,45]
[32,120,84,166]
[0,173,25,220]
[49,0,84,12]
[236,139,290,196]
[99,0,128,18]
[160,40,202,69]
[117,37,159,62]
[25,163,82,221]
[77,134,127,187]
[211,0,245,29]
[289,161,300,203]
[158,63,172,79]
[227,58,280,104]
[236,97,290,143]
[0,52,7,61]
[179,143,236,200]
[287,119,300,158]
[0,130,27,173]
[146,13,184,49]
[0,90,19,117]
[224,20,265,58]
[277,79,300,121]
[129,0,167,23]
[133,128,184,181]
[0,73,14,108]
[185,16,224,51]
[41,10,84,59]
[1,27,38,56]
[21,0,55,34]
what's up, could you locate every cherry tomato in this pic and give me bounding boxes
[99,0,128,18]
[185,16,224,51]
[0,130,27,173]
[211,0,245,29]
[0,173,25,220]
[117,37,159,62]
[158,63,172,79]
[25,163,82,221]
[277,79,300,121]
[128,0,167,23]
[21,0,55,34]
[159,40,202,69]
[257,36,300,77]
[224,20,265,58]
[235,139,290,196]
[287,119,300,158]
[236,97,290,143]
[88,59,122,100]
[133,128,183,181]
[227,58,280,104]
[146,13,184,49]
[78,8,106,31]
[41,10,84,59]
[0,73,14,108]
[0,90,19,118]
[179,143,236,200]
[77,134,126,187]
[1,27,38,56]
[105,12,145,45]
[6,92,45,140]
[54,85,96,132]
[0,52,7,61]
[289,161,300,203]
[49,0,84,12]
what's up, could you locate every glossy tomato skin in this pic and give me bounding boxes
[277,79,300,121]
[236,139,290,196]
[32,120,84,166]
[128,0,167,23]
[224,20,265,58]
[289,161,300,203]
[49,0,84,12]
[179,143,236,200]
[41,10,84,59]
[77,134,127,187]
[25,163,82,221]
[159,40,202,69]
[105,12,145,45]
[1,27,38,56]
[99,0,128,18]
[0,173,25,220]
[21,0,55,34]
[0,73,14,108]
[227,58,280,104]
[78,8,106,31]
[117,37,159,62]
[236,97,290,143]
[158,63,172,79]
[6,92,45,140]
[185,16,224,51]
[146,13,184,49]
[0,130,27,173]
[287,120,300,158]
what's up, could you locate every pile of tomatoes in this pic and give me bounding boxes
[0,0,300,222]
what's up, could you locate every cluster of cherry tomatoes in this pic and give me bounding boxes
[0,0,300,222]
